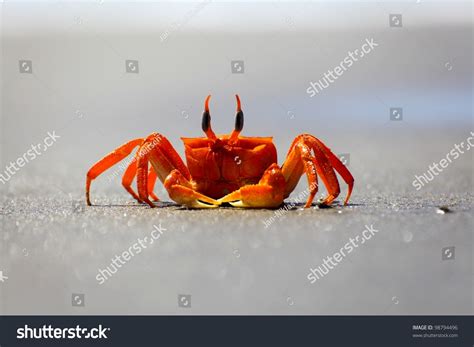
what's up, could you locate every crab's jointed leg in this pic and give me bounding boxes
[121,153,160,203]
[281,137,320,207]
[86,138,143,205]
[121,157,142,203]
[309,135,354,204]
[282,134,354,207]
[135,133,219,208]
[147,168,159,201]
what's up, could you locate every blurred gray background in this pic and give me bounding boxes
[0,1,472,315]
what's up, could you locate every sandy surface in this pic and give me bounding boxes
[1,128,473,315]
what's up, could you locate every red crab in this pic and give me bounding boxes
[86,95,354,208]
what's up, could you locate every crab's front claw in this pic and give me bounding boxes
[164,170,220,208]
[168,185,220,208]
[218,186,281,208]
[218,164,286,208]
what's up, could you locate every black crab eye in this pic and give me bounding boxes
[235,110,244,132]
[234,94,244,133]
[202,111,211,133]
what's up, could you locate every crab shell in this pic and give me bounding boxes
[181,135,277,199]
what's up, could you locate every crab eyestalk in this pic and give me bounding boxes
[202,95,217,141]
[229,94,244,144]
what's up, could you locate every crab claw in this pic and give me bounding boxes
[164,170,220,208]
[218,164,286,208]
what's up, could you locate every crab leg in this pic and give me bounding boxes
[121,157,142,203]
[86,138,143,205]
[121,154,159,203]
[282,134,354,207]
[306,135,354,205]
[135,133,219,208]
[281,139,320,207]
[147,168,159,201]
[292,137,339,206]
[218,164,286,208]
